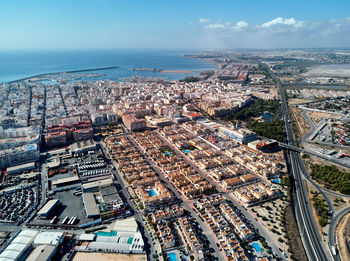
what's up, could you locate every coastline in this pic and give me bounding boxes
[131,68,195,74]
[183,54,219,70]
[1,51,217,84]
[7,66,120,84]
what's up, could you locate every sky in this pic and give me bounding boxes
[1,0,350,50]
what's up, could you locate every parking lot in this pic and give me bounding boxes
[31,189,94,227]
[55,190,93,224]
[31,147,116,228]
[0,185,38,223]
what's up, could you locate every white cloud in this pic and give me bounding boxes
[235,21,248,29]
[204,21,249,31]
[261,17,304,28]
[197,17,350,49]
[199,18,211,24]
[205,23,226,29]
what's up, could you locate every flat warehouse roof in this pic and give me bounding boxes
[38,199,60,215]
[82,178,113,190]
[52,176,80,186]
[7,162,36,173]
[82,193,100,217]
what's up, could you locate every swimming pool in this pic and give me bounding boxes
[26,144,36,151]
[183,149,191,154]
[147,189,157,197]
[168,252,178,261]
[273,178,280,184]
[252,242,262,252]
[164,151,172,156]
[262,112,274,122]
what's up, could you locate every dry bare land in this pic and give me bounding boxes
[307,111,342,124]
[326,193,349,212]
[283,202,308,260]
[290,107,311,139]
[288,98,313,105]
[337,213,350,261]
[251,198,290,253]
[73,253,147,261]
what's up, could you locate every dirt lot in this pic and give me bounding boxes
[280,76,298,83]
[251,197,289,253]
[251,187,309,260]
[288,98,313,105]
[326,193,349,212]
[290,107,311,140]
[283,201,308,260]
[307,111,342,124]
[337,213,350,261]
[73,253,147,261]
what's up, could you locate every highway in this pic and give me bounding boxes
[328,206,350,261]
[272,70,332,261]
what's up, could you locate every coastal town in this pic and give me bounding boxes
[1,49,350,261]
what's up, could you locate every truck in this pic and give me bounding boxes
[331,245,337,256]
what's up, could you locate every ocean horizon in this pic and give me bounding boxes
[0,49,216,83]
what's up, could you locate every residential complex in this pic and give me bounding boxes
[0,58,294,261]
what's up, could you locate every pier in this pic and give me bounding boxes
[7,66,120,83]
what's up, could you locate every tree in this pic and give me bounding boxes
[247,120,284,142]
[302,154,310,159]
[310,164,350,195]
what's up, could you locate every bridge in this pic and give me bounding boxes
[278,142,350,169]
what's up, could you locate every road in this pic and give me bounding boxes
[272,70,333,261]
[154,131,285,259]
[279,142,350,169]
[97,140,161,261]
[302,110,316,130]
[328,206,350,261]
[125,135,225,260]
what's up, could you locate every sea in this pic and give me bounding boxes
[0,49,216,83]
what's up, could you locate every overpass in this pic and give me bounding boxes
[278,142,350,169]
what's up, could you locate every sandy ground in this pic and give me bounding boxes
[73,253,147,261]
[337,213,350,261]
[288,98,313,105]
[250,181,310,260]
[251,195,290,253]
[326,193,349,212]
[307,111,342,124]
[280,76,298,82]
[290,107,311,139]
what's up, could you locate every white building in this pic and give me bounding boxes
[84,218,144,254]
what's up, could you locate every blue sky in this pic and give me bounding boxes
[1,0,350,49]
